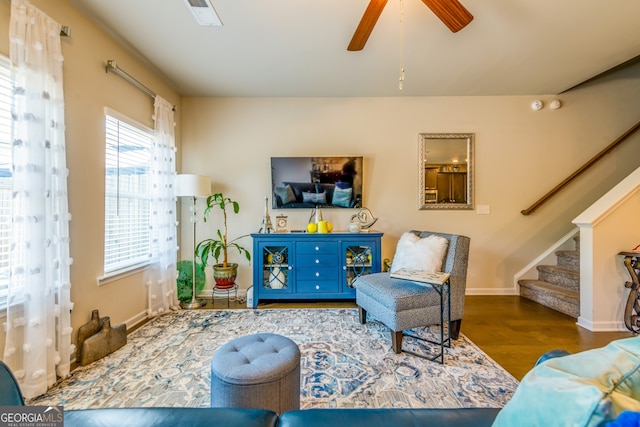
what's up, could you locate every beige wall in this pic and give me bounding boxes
[0,0,182,355]
[589,194,640,329]
[181,72,640,297]
[0,0,638,360]
[573,168,640,331]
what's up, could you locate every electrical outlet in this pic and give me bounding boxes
[477,205,491,215]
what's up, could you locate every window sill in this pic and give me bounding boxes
[0,295,24,319]
[97,263,150,286]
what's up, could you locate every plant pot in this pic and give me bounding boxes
[213,263,238,289]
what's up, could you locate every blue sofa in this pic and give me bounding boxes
[59,407,500,427]
[2,336,639,427]
[278,408,500,427]
[64,407,280,427]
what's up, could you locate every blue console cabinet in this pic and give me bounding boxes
[250,232,383,308]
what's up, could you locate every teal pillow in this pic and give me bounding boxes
[275,184,296,205]
[332,187,352,207]
[493,337,640,427]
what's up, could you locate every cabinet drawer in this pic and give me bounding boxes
[297,254,338,268]
[297,281,339,294]
[297,241,338,255]
[297,268,339,281]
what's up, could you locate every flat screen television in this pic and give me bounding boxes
[271,156,363,209]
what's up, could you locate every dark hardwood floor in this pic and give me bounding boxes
[461,295,633,380]
[209,294,634,381]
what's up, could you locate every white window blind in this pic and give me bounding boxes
[0,56,13,307]
[104,113,153,274]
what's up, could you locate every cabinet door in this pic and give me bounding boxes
[342,241,378,293]
[257,242,294,296]
[451,173,467,203]
[425,167,438,189]
[436,173,452,202]
[436,172,467,203]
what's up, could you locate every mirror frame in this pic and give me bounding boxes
[418,133,475,210]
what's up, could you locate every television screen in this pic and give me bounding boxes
[271,156,363,209]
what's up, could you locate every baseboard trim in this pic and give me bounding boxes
[577,316,628,332]
[125,310,150,332]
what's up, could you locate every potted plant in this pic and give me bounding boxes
[195,193,251,289]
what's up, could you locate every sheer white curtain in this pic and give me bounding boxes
[4,0,72,399]
[146,96,180,316]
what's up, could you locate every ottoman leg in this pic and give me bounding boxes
[358,307,367,324]
[392,331,403,353]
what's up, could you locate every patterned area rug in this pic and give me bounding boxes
[29,308,518,409]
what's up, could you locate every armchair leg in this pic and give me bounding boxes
[392,331,403,353]
[450,319,462,340]
[358,307,367,324]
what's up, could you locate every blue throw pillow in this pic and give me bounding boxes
[332,187,352,207]
[492,337,640,427]
[275,184,296,205]
[606,411,640,427]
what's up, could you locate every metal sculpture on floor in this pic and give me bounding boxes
[77,310,127,366]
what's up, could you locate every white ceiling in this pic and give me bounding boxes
[67,0,640,97]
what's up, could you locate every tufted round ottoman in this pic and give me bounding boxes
[210,333,301,413]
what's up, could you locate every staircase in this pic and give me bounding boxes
[518,235,580,318]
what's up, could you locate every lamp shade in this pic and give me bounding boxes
[176,174,210,198]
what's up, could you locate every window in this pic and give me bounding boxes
[0,56,13,307]
[103,111,153,275]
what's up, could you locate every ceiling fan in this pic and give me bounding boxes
[347,0,473,51]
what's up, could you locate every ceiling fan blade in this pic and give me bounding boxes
[421,0,473,33]
[347,0,389,51]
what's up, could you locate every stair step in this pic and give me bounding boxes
[555,250,580,271]
[536,265,580,290]
[518,279,580,318]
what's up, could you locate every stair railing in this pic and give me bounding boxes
[521,119,640,215]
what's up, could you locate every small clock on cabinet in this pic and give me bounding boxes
[275,215,288,233]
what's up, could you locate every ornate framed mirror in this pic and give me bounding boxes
[418,133,474,210]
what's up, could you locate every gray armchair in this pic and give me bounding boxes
[355,230,470,355]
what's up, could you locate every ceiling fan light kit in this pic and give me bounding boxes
[348,0,473,51]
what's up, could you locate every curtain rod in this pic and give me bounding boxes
[105,60,176,111]
[106,60,155,98]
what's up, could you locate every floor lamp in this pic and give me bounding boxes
[176,174,211,309]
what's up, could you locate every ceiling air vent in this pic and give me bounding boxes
[183,0,223,26]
